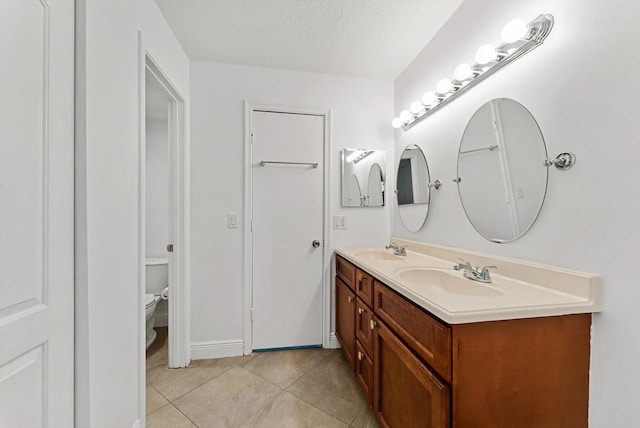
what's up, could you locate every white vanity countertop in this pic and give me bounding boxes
[336,238,601,324]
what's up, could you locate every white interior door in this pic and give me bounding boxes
[0,1,74,426]
[251,111,324,350]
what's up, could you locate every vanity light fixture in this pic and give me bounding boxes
[346,149,374,164]
[392,14,554,130]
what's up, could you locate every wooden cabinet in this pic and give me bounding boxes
[355,340,374,405]
[374,281,451,382]
[336,255,356,289]
[355,297,374,357]
[373,320,449,428]
[355,269,374,307]
[335,275,356,370]
[335,254,592,428]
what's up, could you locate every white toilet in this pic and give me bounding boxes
[145,257,169,349]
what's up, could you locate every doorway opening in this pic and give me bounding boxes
[138,48,190,420]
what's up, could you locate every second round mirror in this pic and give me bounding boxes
[397,145,431,232]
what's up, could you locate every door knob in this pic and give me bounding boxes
[312,240,320,248]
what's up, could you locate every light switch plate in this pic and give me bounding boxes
[333,215,347,230]
[228,213,238,228]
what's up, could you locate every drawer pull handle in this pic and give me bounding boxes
[358,307,364,315]
[358,351,363,361]
[348,296,354,303]
[369,319,377,330]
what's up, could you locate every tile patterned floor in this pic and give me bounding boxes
[146,328,379,428]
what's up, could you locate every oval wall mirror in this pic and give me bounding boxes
[397,145,431,232]
[457,98,548,243]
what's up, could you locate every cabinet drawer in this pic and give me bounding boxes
[355,297,374,357]
[356,269,374,307]
[356,340,374,406]
[374,282,452,382]
[336,255,356,291]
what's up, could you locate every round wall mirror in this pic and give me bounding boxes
[457,98,548,243]
[397,145,431,232]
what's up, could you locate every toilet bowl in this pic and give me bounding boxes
[145,294,161,348]
[145,257,169,349]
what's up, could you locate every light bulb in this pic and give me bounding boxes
[346,150,363,163]
[410,101,424,114]
[454,63,473,81]
[422,91,438,107]
[436,78,453,95]
[502,19,528,43]
[391,117,403,129]
[399,110,413,123]
[475,44,497,65]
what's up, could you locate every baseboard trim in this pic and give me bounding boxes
[131,419,141,428]
[191,339,244,360]
[328,332,340,349]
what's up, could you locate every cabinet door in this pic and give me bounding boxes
[374,320,449,428]
[336,276,356,371]
[355,297,374,356]
[356,340,374,406]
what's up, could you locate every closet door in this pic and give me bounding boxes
[0,0,75,426]
[251,110,324,350]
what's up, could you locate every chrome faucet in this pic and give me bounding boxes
[385,242,407,256]
[453,258,497,283]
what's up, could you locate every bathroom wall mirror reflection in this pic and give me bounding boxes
[341,148,386,207]
[397,145,431,232]
[457,98,548,243]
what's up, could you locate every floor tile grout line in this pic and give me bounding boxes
[242,348,338,390]
[165,363,240,403]
[169,401,201,427]
[233,388,287,427]
[284,389,362,426]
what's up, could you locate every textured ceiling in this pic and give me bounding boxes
[155,0,462,80]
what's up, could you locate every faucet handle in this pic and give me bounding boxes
[480,265,497,279]
[459,258,472,267]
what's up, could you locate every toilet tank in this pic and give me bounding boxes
[145,257,168,295]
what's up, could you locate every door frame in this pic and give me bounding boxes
[137,33,191,421]
[243,102,332,354]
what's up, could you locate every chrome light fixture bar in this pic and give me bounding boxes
[392,14,554,131]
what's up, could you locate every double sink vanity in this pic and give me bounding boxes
[334,238,601,427]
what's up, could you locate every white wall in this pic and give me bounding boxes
[393,1,640,425]
[75,1,189,426]
[190,62,393,349]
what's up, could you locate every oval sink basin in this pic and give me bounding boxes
[395,267,503,297]
[356,250,402,261]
